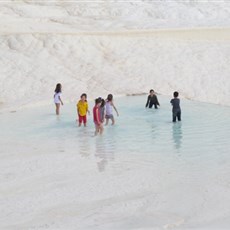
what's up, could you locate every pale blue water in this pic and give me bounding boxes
[1,95,230,229]
[1,95,230,176]
[1,95,230,159]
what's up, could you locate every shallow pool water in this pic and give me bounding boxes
[1,95,230,229]
[1,95,230,158]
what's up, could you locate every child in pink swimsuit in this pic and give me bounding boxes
[93,98,103,135]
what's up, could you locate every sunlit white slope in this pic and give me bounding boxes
[0,1,230,109]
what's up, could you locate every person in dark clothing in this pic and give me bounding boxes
[170,91,181,122]
[145,89,160,109]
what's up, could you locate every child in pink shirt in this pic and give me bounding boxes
[93,98,103,135]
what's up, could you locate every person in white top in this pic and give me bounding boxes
[105,94,119,125]
[54,83,64,115]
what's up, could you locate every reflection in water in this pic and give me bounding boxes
[150,124,158,142]
[95,132,116,172]
[56,115,60,122]
[78,128,91,157]
[172,122,183,150]
[54,118,67,153]
[79,139,91,157]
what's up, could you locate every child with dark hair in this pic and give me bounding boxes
[99,98,105,123]
[105,94,119,126]
[54,83,64,115]
[77,93,90,127]
[93,98,103,135]
[170,91,181,122]
[145,89,160,109]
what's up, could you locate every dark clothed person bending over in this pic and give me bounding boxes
[146,89,160,109]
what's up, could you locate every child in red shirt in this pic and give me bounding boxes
[93,98,103,135]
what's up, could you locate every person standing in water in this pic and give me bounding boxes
[93,98,103,135]
[105,94,119,126]
[170,91,181,122]
[77,93,90,127]
[54,83,64,115]
[99,98,105,123]
[145,89,160,109]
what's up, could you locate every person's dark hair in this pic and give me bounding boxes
[150,89,154,93]
[173,91,179,98]
[55,83,62,93]
[100,98,105,107]
[95,97,102,105]
[107,94,113,101]
[81,93,87,98]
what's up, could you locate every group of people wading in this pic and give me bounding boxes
[54,84,181,136]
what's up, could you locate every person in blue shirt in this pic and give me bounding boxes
[170,91,181,122]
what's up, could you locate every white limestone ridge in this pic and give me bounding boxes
[0,0,230,109]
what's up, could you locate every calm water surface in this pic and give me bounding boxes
[1,95,230,229]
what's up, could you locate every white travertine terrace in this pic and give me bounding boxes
[0,0,230,109]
